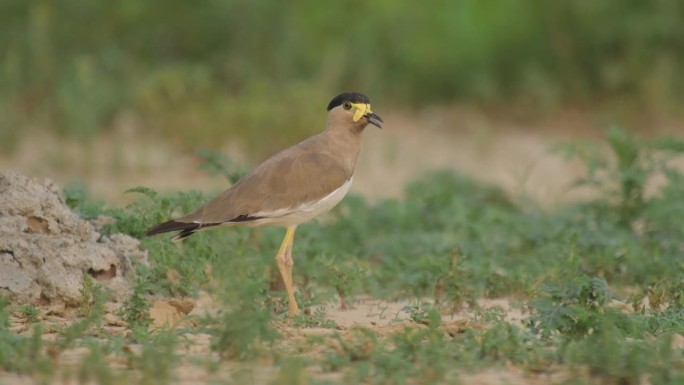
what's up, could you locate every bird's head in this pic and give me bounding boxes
[326,92,383,129]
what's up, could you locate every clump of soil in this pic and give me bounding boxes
[0,171,146,306]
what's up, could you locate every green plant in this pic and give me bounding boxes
[133,331,180,385]
[401,301,441,326]
[20,324,54,379]
[119,273,153,332]
[270,357,308,385]
[331,328,378,363]
[292,307,337,329]
[209,304,279,360]
[554,126,684,227]
[373,327,449,384]
[19,304,40,324]
[527,275,638,340]
[196,148,249,184]
[0,298,54,377]
[63,181,110,219]
[207,246,280,360]
[562,325,665,384]
[79,274,108,318]
[55,284,107,353]
[104,187,207,238]
[479,322,543,368]
[314,254,365,311]
[77,340,117,385]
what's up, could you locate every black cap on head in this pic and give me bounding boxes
[327,92,371,111]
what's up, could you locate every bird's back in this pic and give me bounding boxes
[179,131,358,225]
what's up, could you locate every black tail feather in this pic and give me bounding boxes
[172,228,198,241]
[145,219,201,237]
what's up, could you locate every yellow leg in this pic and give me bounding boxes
[275,226,299,316]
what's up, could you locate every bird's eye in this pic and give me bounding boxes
[343,101,352,110]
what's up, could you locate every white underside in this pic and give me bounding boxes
[230,177,353,228]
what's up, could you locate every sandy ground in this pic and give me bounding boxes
[4,295,564,385]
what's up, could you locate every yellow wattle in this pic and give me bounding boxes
[352,103,372,122]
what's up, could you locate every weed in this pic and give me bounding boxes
[119,273,153,332]
[401,301,441,326]
[105,187,207,239]
[331,328,378,362]
[63,181,110,219]
[476,322,541,366]
[196,148,249,184]
[0,318,54,378]
[527,275,638,340]
[77,340,117,385]
[292,307,337,329]
[554,126,684,227]
[644,307,684,336]
[434,250,476,310]
[79,274,107,318]
[270,357,309,385]
[373,326,449,383]
[314,254,364,311]
[209,305,279,360]
[55,282,107,353]
[473,306,506,324]
[207,247,280,360]
[563,325,658,384]
[19,304,40,324]
[133,331,180,385]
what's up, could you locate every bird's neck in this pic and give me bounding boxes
[321,124,364,173]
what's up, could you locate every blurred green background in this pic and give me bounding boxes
[1,0,683,155]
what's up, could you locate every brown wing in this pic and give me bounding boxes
[179,141,351,224]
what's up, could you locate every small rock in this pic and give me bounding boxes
[168,299,196,315]
[150,301,184,329]
[104,313,128,327]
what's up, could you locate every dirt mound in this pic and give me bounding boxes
[0,171,146,305]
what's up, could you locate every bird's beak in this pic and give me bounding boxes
[351,103,383,128]
[365,111,383,128]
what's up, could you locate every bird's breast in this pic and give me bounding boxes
[248,177,353,227]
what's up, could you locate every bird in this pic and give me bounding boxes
[145,92,383,316]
